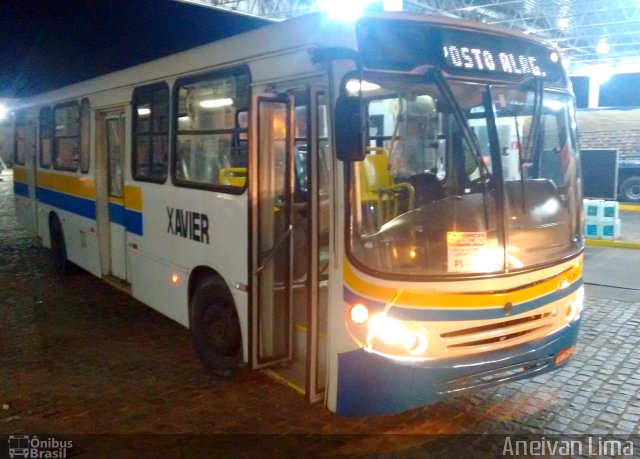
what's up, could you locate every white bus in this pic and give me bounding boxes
[12,12,584,416]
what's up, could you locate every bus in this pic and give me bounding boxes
[12,12,584,416]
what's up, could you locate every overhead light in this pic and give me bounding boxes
[319,0,370,20]
[383,0,403,11]
[137,107,151,116]
[199,98,233,109]
[591,64,612,84]
[596,37,610,55]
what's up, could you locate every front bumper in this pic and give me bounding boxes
[336,319,580,416]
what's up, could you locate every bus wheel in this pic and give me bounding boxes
[49,215,72,275]
[190,277,242,377]
[620,176,640,203]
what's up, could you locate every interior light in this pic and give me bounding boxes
[200,98,233,109]
[0,105,6,120]
[171,274,180,284]
[543,99,564,111]
[137,107,151,116]
[346,80,380,93]
[350,303,370,324]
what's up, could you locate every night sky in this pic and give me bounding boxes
[0,0,268,98]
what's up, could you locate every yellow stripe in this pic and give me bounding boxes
[264,370,305,395]
[32,171,141,210]
[124,185,142,211]
[344,258,582,309]
[586,239,640,249]
[294,323,329,340]
[13,167,27,183]
[620,204,640,212]
[37,171,96,199]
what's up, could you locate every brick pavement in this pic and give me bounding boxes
[1,171,639,457]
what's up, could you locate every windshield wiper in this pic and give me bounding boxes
[432,69,491,227]
[520,77,544,213]
[432,70,490,180]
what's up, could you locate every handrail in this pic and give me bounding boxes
[255,224,292,275]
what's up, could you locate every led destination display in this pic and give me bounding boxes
[442,45,550,77]
[441,28,564,82]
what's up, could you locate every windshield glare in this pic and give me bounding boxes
[346,76,582,278]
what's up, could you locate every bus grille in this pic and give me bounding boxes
[440,311,557,350]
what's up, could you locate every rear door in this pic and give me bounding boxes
[96,109,128,281]
[13,113,39,235]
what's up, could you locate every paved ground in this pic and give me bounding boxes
[1,170,639,457]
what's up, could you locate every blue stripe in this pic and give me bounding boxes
[125,209,143,236]
[108,202,143,236]
[344,278,583,322]
[37,187,96,220]
[14,182,30,197]
[109,202,125,226]
[33,186,143,236]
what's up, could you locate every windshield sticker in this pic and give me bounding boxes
[447,231,487,273]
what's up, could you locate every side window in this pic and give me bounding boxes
[174,69,249,190]
[39,106,53,168]
[53,102,80,171]
[79,98,91,173]
[132,83,169,182]
[14,111,26,165]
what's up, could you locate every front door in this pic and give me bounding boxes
[251,94,294,368]
[96,110,127,280]
[251,87,329,402]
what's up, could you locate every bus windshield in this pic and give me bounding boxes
[346,73,582,278]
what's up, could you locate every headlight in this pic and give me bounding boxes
[565,286,584,323]
[366,313,428,358]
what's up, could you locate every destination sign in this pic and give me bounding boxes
[442,45,548,77]
[441,29,565,82]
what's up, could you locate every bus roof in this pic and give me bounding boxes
[13,11,561,109]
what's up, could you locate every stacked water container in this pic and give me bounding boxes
[584,199,621,240]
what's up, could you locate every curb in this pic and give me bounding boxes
[585,239,640,249]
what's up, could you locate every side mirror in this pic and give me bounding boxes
[335,95,365,161]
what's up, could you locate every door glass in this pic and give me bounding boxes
[315,92,329,392]
[107,118,123,198]
[257,99,291,362]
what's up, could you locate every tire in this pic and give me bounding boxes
[49,215,73,275]
[190,277,243,377]
[620,176,640,203]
